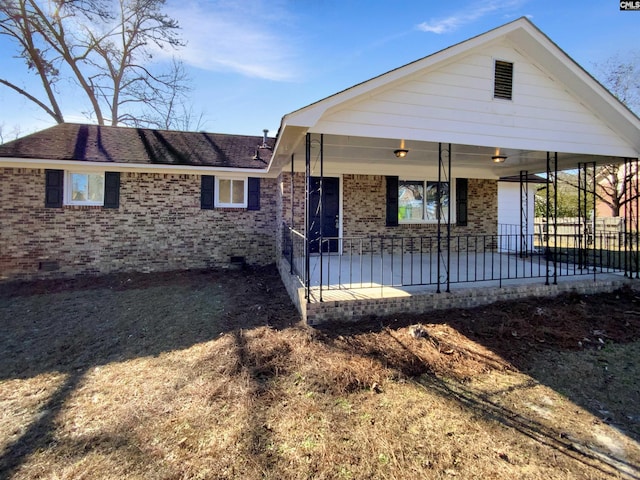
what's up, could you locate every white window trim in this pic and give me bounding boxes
[64,171,105,206]
[398,178,456,225]
[214,177,248,208]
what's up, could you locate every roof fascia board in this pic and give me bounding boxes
[0,158,275,177]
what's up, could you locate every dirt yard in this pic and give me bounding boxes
[1,265,639,479]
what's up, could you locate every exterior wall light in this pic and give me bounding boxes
[394,149,409,158]
[492,154,507,163]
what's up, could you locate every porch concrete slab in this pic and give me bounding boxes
[301,252,624,292]
[307,271,626,303]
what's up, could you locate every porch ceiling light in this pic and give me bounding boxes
[492,154,507,163]
[394,149,409,158]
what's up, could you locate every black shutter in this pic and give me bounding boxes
[386,176,399,227]
[201,175,214,209]
[45,169,64,208]
[456,178,468,226]
[104,172,120,208]
[247,177,260,210]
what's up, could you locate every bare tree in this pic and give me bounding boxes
[593,51,640,115]
[588,52,640,217]
[0,122,23,144]
[0,0,195,127]
[593,162,637,217]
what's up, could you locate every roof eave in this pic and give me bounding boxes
[0,157,274,177]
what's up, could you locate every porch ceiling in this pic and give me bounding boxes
[278,133,621,178]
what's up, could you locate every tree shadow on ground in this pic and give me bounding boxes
[3,267,640,478]
[315,287,640,478]
[0,265,300,478]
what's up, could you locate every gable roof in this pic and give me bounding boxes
[271,17,640,174]
[0,123,273,170]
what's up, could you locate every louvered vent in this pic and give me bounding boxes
[494,60,513,100]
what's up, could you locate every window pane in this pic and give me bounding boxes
[70,173,104,203]
[399,180,424,221]
[219,179,231,203]
[71,173,88,201]
[426,181,449,221]
[88,173,104,202]
[232,180,245,204]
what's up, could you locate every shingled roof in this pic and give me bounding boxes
[0,123,273,169]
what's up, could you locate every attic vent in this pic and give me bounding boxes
[494,60,513,100]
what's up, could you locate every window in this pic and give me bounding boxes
[66,172,105,205]
[494,60,513,100]
[398,179,450,223]
[201,176,260,210]
[215,177,247,208]
[45,170,119,208]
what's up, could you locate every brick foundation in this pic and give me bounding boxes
[300,277,630,325]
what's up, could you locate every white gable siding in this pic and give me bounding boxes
[312,39,632,158]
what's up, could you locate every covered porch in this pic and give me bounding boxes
[279,227,635,324]
[268,18,640,323]
[274,133,639,323]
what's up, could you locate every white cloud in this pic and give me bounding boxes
[417,0,528,34]
[161,0,300,82]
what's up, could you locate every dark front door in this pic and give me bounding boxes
[309,176,339,253]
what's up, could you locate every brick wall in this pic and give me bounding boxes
[343,174,497,239]
[278,171,306,232]
[0,168,277,281]
[278,173,497,241]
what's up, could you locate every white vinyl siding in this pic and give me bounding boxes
[312,40,633,158]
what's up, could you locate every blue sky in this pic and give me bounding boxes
[0,0,638,139]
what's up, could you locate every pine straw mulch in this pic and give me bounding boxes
[1,265,640,479]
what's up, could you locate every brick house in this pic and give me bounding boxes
[0,125,277,280]
[1,17,639,322]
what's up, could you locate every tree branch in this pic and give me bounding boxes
[0,78,63,122]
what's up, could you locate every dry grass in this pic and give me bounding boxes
[1,266,639,479]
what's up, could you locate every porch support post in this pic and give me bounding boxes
[545,153,550,285]
[631,158,640,278]
[590,161,596,280]
[578,162,586,271]
[553,152,558,285]
[519,170,529,257]
[290,154,294,275]
[626,157,640,278]
[319,134,324,302]
[624,158,629,277]
[446,144,451,293]
[305,133,311,300]
[437,142,451,293]
[545,152,558,285]
[437,143,442,293]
